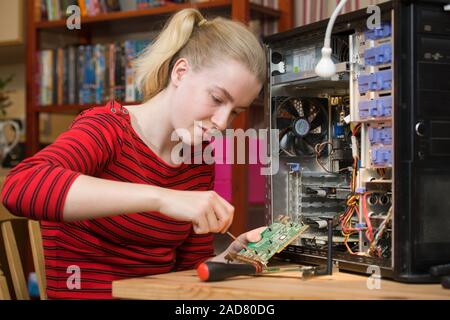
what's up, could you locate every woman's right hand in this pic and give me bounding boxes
[157,189,234,234]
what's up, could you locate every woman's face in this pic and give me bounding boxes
[169,58,262,145]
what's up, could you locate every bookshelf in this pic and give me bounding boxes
[34,1,282,29]
[26,0,294,236]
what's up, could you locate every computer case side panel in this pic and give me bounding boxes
[393,0,450,283]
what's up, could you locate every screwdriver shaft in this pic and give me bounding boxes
[226,231,261,262]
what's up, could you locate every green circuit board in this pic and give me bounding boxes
[235,216,309,266]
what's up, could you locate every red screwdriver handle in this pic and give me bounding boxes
[197,261,259,282]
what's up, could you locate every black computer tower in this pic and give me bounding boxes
[263,0,450,283]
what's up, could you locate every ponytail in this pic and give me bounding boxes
[134,8,266,101]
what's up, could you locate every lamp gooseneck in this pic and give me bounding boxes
[315,0,349,78]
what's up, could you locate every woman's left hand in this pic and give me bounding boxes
[208,226,267,263]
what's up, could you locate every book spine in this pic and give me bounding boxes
[125,40,136,102]
[99,0,108,13]
[53,0,61,20]
[109,43,115,100]
[120,0,138,11]
[37,51,42,106]
[40,0,47,21]
[43,50,49,105]
[85,0,92,15]
[52,49,58,105]
[105,0,120,11]
[77,46,85,104]
[100,45,107,103]
[57,48,64,105]
[103,44,110,102]
[94,44,106,104]
[61,0,77,17]
[63,47,69,104]
[42,51,48,105]
[34,0,42,22]
[85,45,96,104]
[78,0,87,16]
[68,46,76,104]
[92,0,101,15]
[49,50,54,105]
[59,0,66,17]
[115,43,126,101]
[39,51,44,105]
[46,0,53,20]
[43,50,54,105]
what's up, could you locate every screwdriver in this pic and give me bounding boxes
[196,231,263,282]
[197,261,318,282]
[197,261,261,282]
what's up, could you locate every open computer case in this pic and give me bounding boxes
[263,0,450,283]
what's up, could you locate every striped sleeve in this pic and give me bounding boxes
[1,110,123,222]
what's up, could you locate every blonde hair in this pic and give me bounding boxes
[133,8,267,101]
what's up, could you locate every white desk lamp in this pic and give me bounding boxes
[315,0,349,78]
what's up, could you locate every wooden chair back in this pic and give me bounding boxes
[0,205,47,300]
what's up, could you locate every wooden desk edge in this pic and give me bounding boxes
[112,270,450,300]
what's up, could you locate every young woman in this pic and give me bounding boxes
[1,8,267,299]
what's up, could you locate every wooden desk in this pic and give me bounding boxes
[112,268,450,300]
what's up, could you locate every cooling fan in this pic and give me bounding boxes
[275,97,329,156]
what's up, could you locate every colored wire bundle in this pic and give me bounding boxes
[361,193,375,243]
[339,194,361,254]
[337,124,359,254]
[339,192,377,255]
[314,141,334,173]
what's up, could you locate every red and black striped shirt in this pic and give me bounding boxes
[1,100,216,299]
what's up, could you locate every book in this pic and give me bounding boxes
[53,0,61,19]
[124,40,136,102]
[77,45,85,104]
[83,45,95,103]
[67,46,77,104]
[36,40,151,106]
[78,0,87,16]
[40,0,189,20]
[41,50,54,106]
[63,48,69,104]
[92,0,102,15]
[108,43,115,100]
[104,0,121,12]
[114,42,126,102]
[57,48,64,105]
[52,48,58,104]
[119,0,137,11]
[94,44,106,104]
